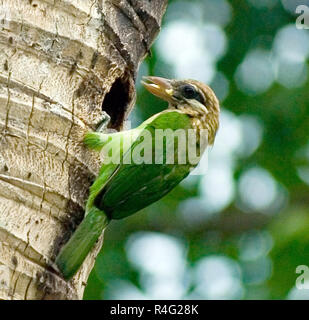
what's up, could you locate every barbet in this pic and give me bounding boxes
[55,76,220,279]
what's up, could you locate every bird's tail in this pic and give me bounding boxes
[55,207,109,280]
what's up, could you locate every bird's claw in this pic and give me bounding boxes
[96,113,111,133]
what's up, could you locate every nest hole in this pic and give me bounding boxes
[102,75,133,130]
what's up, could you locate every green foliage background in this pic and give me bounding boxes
[84,0,309,299]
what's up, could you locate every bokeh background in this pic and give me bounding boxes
[84,0,309,300]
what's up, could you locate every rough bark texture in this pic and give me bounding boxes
[0,0,167,300]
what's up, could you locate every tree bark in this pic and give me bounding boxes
[0,0,167,300]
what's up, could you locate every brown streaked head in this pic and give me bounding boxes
[142,76,220,145]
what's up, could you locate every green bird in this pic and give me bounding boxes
[55,76,220,279]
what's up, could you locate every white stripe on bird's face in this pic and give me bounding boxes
[184,98,209,115]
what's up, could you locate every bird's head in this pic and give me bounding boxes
[142,76,220,145]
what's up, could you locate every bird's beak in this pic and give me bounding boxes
[141,76,175,103]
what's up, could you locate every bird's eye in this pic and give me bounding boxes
[179,84,205,104]
[180,84,198,99]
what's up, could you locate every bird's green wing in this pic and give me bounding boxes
[96,110,195,219]
[101,162,192,219]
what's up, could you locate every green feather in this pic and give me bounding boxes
[84,132,111,151]
[55,206,109,280]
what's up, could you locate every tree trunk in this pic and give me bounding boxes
[0,0,167,300]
